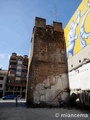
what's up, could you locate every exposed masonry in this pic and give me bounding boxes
[26,17,69,106]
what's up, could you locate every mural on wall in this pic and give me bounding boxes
[65,0,90,59]
[67,11,80,58]
[80,2,90,48]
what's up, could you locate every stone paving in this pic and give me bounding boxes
[0,100,90,120]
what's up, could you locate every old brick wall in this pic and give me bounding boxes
[26,17,69,106]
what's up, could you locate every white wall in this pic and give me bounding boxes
[68,44,90,71]
[69,62,90,91]
[33,73,69,105]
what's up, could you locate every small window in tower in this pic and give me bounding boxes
[79,60,81,63]
[71,65,73,67]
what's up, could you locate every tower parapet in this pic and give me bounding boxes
[34,17,46,29]
[53,21,63,31]
[34,17,63,32]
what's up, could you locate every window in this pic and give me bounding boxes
[18,58,22,61]
[22,74,27,78]
[15,87,20,91]
[17,69,22,72]
[22,81,26,84]
[10,68,16,71]
[16,74,21,77]
[11,58,16,60]
[15,80,20,83]
[9,74,15,77]
[8,80,13,83]
[23,59,28,63]
[0,84,2,88]
[71,65,73,67]
[0,77,4,80]
[18,64,22,67]
[10,63,16,66]
[15,77,20,80]
[17,61,22,64]
[79,60,81,63]
[22,87,26,92]
[22,69,27,73]
[23,64,28,67]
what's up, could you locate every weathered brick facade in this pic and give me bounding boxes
[26,17,69,107]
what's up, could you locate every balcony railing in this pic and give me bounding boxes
[9,65,17,69]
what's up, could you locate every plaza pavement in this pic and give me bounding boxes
[0,99,90,120]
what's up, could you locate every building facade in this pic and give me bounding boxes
[0,69,8,97]
[64,0,90,106]
[5,53,28,98]
[26,17,69,107]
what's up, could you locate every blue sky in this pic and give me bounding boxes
[0,0,81,69]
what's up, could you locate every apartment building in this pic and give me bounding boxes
[6,53,28,98]
[0,69,8,97]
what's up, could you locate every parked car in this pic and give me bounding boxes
[2,95,14,100]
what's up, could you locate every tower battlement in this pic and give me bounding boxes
[34,17,46,29]
[34,17,63,31]
[53,21,62,31]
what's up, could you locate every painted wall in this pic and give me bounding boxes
[64,0,90,59]
[64,1,90,106]
[33,73,69,106]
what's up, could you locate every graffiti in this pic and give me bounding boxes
[67,1,90,58]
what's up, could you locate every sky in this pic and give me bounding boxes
[0,0,81,70]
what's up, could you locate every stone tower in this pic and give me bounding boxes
[26,17,69,107]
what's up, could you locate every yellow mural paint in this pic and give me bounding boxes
[64,0,90,59]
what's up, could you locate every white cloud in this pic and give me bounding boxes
[0,53,9,69]
[0,54,5,59]
[8,54,11,59]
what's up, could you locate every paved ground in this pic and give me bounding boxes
[0,99,90,120]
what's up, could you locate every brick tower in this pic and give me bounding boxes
[26,17,69,107]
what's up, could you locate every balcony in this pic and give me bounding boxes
[8,76,15,80]
[8,73,15,77]
[21,74,27,80]
[21,77,27,81]
[21,80,26,84]
[17,61,22,64]
[8,70,16,75]
[15,87,20,91]
[22,89,26,92]
[23,64,28,69]
[6,82,15,86]
[21,71,27,76]
[23,61,28,65]
[14,83,26,87]
[9,65,17,69]
[10,59,17,63]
